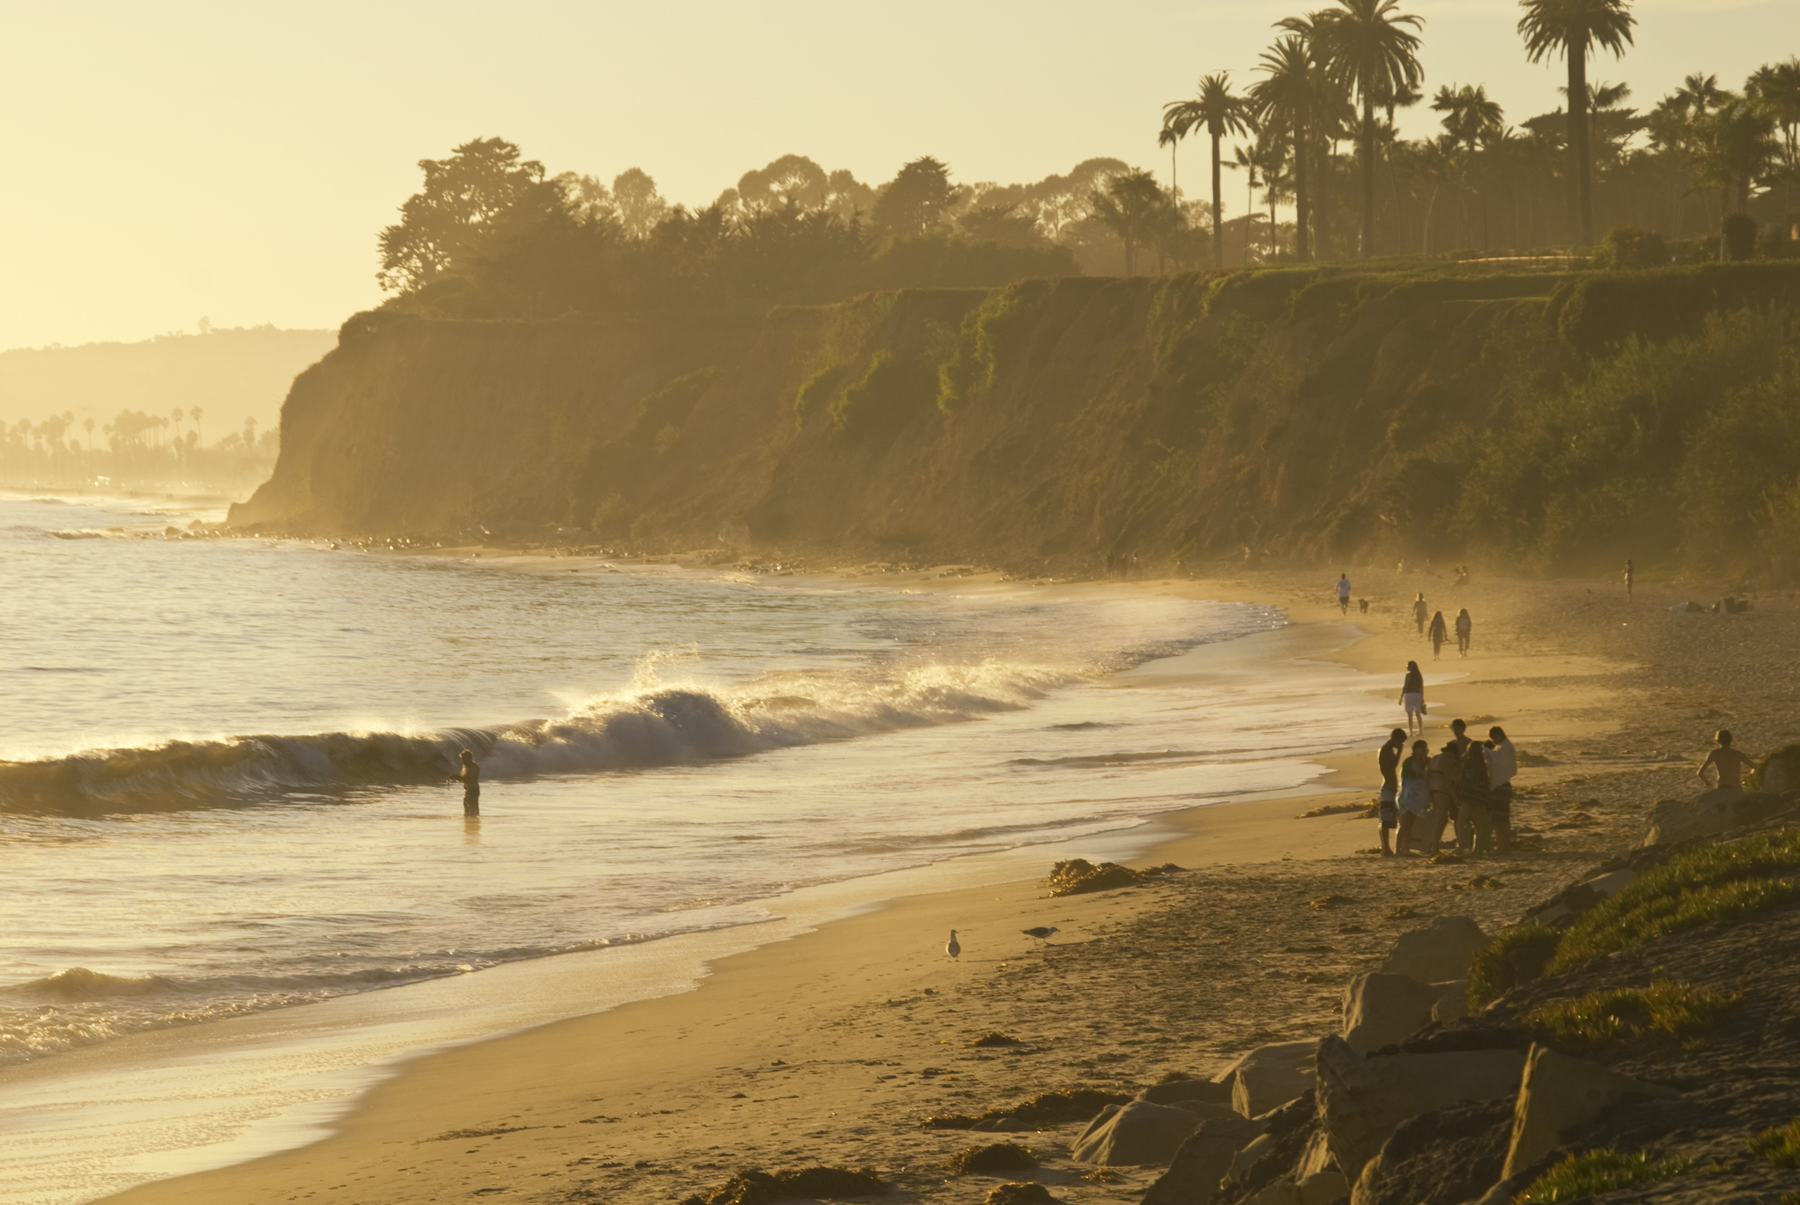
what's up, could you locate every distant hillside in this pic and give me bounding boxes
[0,327,336,436]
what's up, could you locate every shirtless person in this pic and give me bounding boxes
[1698,730,1754,791]
[1377,728,1407,856]
[452,749,482,816]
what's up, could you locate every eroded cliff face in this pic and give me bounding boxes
[238,265,1784,570]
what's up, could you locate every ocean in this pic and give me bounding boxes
[0,492,1385,1203]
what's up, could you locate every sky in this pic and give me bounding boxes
[1,0,1793,351]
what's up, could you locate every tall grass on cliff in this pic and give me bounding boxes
[1448,307,1800,575]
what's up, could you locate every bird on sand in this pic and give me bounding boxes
[1022,926,1060,945]
[946,930,961,959]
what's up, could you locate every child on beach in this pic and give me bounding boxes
[1397,739,1430,854]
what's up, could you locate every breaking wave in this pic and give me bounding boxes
[0,660,1076,816]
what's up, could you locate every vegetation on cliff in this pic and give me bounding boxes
[238,258,1800,580]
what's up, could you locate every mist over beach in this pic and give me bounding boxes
[5,3,1800,1205]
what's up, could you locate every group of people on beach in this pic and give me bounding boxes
[1334,574,1471,661]
[1412,595,1471,660]
[1377,718,1516,857]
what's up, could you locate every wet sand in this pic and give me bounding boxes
[98,561,1788,1205]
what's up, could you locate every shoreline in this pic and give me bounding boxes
[83,562,1642,1205]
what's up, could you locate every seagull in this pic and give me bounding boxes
[946,930,961,959]
[1022,926,1060,945]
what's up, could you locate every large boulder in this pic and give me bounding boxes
[1069,1100,1228,1166]
[1642,790,1790,847]
[1348,1097,1515,1205]
[1140,1079,1236,1108]
[1378,916,1491,983]
[1216,1041,1318,1118]
[1340,973,1461,1054]
[1498,1044,1679,1180]
[1141,1114,1267,1205]
[1316,1034,1526,1183]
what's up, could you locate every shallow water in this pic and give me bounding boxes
[0,493,1388,1201]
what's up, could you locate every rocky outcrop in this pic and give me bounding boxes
[1340,973,1462,1055]
[1642,789,1792,847]
[1376,916,1490,983]
[1214,1042,1318,1119]
[1315,1036,1526,1183]
[1497,1045,1678,1180]
[1142,1115,1268,1205]
[1070,1100,1229,1166]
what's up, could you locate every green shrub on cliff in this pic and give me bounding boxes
[1551,831,1800,972]
[937,283,1044,413]
[1449,307,1800,572]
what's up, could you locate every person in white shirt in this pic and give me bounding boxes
[1336,574,1351,615]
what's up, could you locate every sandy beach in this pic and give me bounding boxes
[94,558,1785,1205]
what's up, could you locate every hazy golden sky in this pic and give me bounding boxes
[2,0,1791,350]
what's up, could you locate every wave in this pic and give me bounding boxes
[0,661,1074,816]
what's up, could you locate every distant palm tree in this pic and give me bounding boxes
[1432,84,1505,249]
[1251,35,1328,260]
[1158,125,1182,203]
[1309,0,1425,258]
[1518,0,1637,246]
[1748,58,1800,230]
[1164,73,1253,269]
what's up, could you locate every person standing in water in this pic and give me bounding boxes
[451,749,481,817]
[1400,660,1426,735]
[1624,558,1634,601]
[1698,730,1754,791]
[1337,573,1352,616]
[1427,610,1448,660]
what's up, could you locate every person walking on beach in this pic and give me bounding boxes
[1454,608,1472,657]
[1400,660,1426,735]
[1624,558,1634,601]
[1412,593,1429,635]
[1698,730,1754,791]
[451,749,481,817]
[1337,573,1352,616]
[1484,726,1516,854]
[1377,728,1406,856]
[1397,739,1430,855]
[1427,610,1448,660]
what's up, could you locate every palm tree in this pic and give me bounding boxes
[1517,0,1637,246]
[1229,143,1263,263]
[1432,84,1505,249]
[1700,98,1779,214]
[1309,0,1425,258]
[1163,73,1253,269]
[1748,58,1800,231]
[1251,35,1327,260]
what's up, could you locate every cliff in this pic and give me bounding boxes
[233,263,1800,576]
